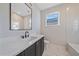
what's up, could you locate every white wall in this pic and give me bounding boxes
[31,4,40,33]
[0,3,40,38]
[40,4,66,45]
[66,4,79,44]
[40,4,79,46]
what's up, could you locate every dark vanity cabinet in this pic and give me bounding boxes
[40,37,44,55]
[17,37,44,56]
[36,39,41,56]
[25,43,36,56]
[36,37,44,56]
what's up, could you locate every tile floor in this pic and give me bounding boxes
[43,43,70,56]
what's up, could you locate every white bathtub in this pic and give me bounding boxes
[67,43,79,56]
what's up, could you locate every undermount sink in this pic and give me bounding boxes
[25,36,37,41]
[31,36,37,39]
[24,36,37,44]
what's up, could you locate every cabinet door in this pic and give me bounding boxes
[36,37,44,56]
[25,43,36,56]
[36,39,41,56]
[40,37,44,55]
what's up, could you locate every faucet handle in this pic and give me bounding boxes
[26,31,29,37]
[21,35,25,39]
[25,31,29,38]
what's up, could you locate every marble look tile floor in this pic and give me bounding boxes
[43,43,70,56]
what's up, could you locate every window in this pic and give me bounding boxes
[46,12,60,26]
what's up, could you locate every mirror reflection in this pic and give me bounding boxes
[10,3,32,30]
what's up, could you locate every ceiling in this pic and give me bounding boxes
[36,3,62,10]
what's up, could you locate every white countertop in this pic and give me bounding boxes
[0,35,44,56]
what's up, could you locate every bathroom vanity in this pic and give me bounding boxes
[17,37,44,56]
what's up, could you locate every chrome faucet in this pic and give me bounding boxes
[21,31,29,39]
[25,31,29,38]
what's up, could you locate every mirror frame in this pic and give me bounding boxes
[9,3,32,31]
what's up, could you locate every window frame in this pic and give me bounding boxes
[45,12,60,26]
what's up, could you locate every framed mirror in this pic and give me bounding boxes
[10,3,32,30]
